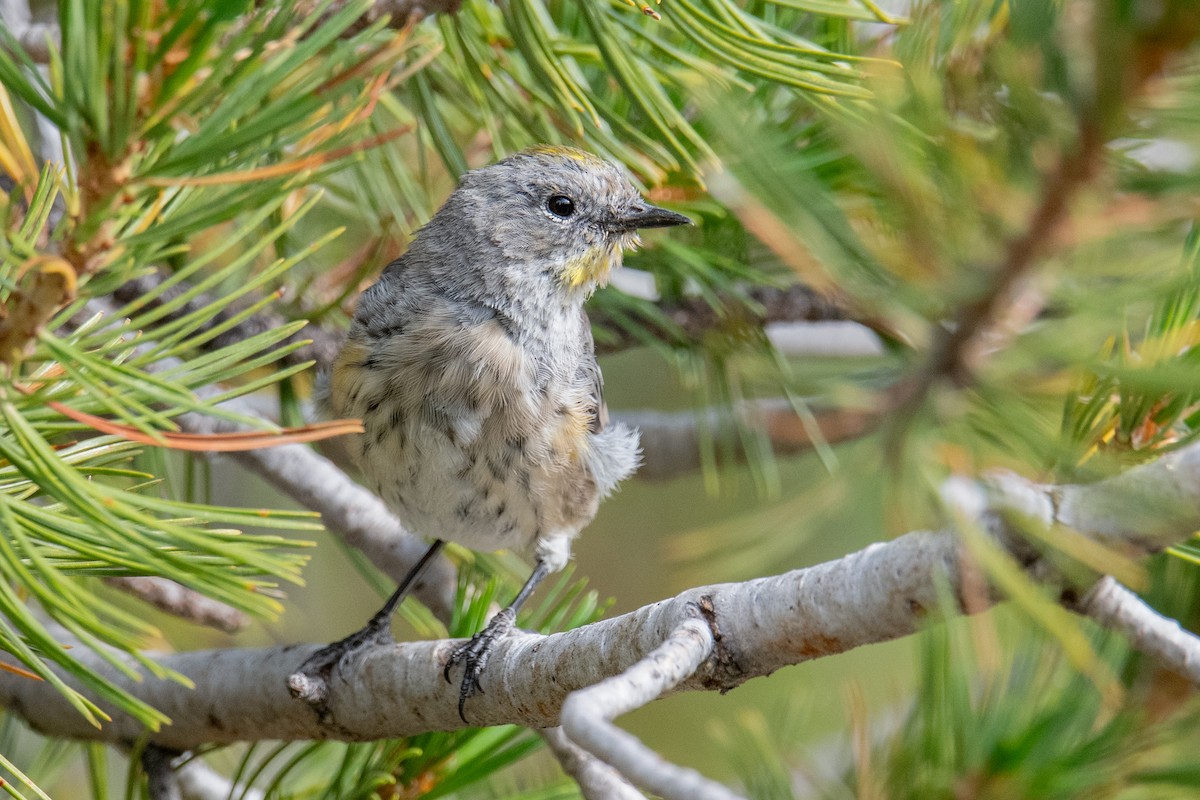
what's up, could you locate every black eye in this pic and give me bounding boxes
[547,195,575,218]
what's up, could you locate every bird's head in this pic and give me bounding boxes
[450,145,691,295]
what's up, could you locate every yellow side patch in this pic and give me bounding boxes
[329,340,370,414]
[551,404,591,460]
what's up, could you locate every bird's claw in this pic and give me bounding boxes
[443,608,517,722]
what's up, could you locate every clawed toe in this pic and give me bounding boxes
[442,610,516,722]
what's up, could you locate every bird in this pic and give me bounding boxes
[288,145,691,720]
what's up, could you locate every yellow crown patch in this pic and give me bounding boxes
[524,144,606,167]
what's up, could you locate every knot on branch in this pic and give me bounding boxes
[692,596,746,692]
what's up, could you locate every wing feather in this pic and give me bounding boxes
[578,308,608,434]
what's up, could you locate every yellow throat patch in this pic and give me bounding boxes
[563,244,619,288]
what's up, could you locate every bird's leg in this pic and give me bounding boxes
[288,539,446,705]
[444,559,551,722]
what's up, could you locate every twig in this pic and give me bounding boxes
[621,398,884,481]
[1078,576,1200,686]
[903,11,1200,410]
[104,577,248,633]
[560,617,743,800]
[592,284,850,356]
[906,122,1103,406]
[539,727,646,800]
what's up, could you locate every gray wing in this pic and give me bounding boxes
[579,308,609,434]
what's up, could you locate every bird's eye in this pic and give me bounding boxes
[547,195,575,218]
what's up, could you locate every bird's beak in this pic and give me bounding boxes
[612,203,692,232]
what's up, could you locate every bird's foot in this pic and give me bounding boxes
[443,607,518,722]
[288,618,393,708]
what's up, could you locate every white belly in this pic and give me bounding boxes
[361,418,543,555]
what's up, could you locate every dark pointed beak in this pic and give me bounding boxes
[612,203,692,232]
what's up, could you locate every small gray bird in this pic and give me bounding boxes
[290,146,690,719]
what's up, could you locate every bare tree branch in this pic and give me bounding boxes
[539,727,646,800]
[5,438,1200,751]
[114,271,860,378]
[104,578,248,634]
[1079,576,1200,686]
[214,387,882,485]
[765,320,883,358]
[107,271,880,485]
[0,529,960,748]
[560,617,743,800]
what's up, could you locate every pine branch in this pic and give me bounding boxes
[110,275,344,372]
[84,296,457,622]
[902,2,1200,410]
[908,123,1103,401]
[112,272,855,370]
